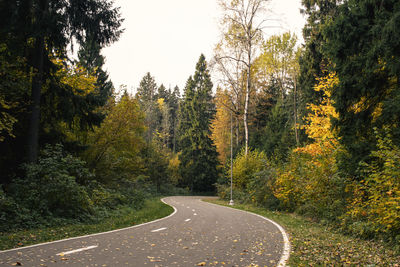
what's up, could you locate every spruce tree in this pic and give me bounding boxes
[178,55,219,192]
[136,72,159,142]
[322,0,400,177]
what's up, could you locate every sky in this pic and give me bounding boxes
[102,0,306,95]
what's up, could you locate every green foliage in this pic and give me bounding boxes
[298,0,339,114]
[10,144,93,220]
[0,198,173,250]
[255,97,296,160]
[345,129,400,239]
[0,43,28,142]
[231,149,268,189]
[322,0,400,177]
[247,169,280,209]
[275,150,346,221]
[141,142,169,193]
[178,54,220,192]
[84,94,145,183]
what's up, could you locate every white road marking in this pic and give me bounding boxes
[0,198,177,254]
[192,209,195,212]
[185,219,191,222]
[193,213,197,216]
[151,227,167,233]
[57,245,98,256]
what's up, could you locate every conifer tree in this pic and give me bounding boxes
[178,55,219,192]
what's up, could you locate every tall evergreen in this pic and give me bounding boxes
[178,55,219,192]
[0,0,123,163]
[136,72,159,142]
[322,0,400,177]
[299,0,340,113]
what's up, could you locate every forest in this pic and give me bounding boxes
[1,0,399,246]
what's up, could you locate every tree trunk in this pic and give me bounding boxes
[244,48,251,156]
[27,35,45,163]
[294,75,299,146]
[244,69,249,156]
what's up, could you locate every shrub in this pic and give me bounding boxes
[345,129,400,239]
[10,144,93,220]
[231,149,268,189]
[247,169,280,210]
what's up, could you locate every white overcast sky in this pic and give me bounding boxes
[102,0,306,94]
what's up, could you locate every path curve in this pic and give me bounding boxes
[0,196,290,266]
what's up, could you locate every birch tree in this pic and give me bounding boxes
[214,0,271,155]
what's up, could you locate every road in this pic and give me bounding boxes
[0,196,290,267]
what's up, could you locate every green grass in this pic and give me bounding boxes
[0,197,173,251]
[205,199,400,266]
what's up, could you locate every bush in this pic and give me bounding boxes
[231,149,268,189]
[10,144,94,220]
[344,129,400,239]
[274,148,346,222]
[247,170,280,210]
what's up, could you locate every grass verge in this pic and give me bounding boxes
[205,199,400,266]
[0,197,173,251]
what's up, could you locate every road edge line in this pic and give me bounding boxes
[0,197,177,254]
[201,199,290,267]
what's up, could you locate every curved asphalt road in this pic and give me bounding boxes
[0,196,289,266]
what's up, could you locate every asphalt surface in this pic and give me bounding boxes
[0,196,289,267]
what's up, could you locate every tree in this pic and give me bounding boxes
[0,0,123,162]
[84,94,145,184]
[298,0,340,115]
[255,32,302,145]
[322,0,400,177]
[136,72,160,142]
[211,88,232,164]
[0,43,29,143]
[215,0,271,155]
[178,55,220,192]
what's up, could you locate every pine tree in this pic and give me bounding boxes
[178,55,220,192]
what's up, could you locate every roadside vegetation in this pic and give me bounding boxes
[207,199,400,266]
[1,1,399,264]
[0,198,173,251]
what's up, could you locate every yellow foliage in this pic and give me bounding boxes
[211,88,231,164]
[52,58,96,96]
[157,98,165,108]
[274,72,344,213]
[346,130,400,234]
[295,72,339,156]
[168,152,181,185]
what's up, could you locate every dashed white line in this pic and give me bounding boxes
[185,219,191,222]
[192,209,195,212]
[57,245,98,256]
[151,227,167,233]
[193,213,197,216]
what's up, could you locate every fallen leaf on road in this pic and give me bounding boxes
[197,262,206,266]
[11,262,22,266]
